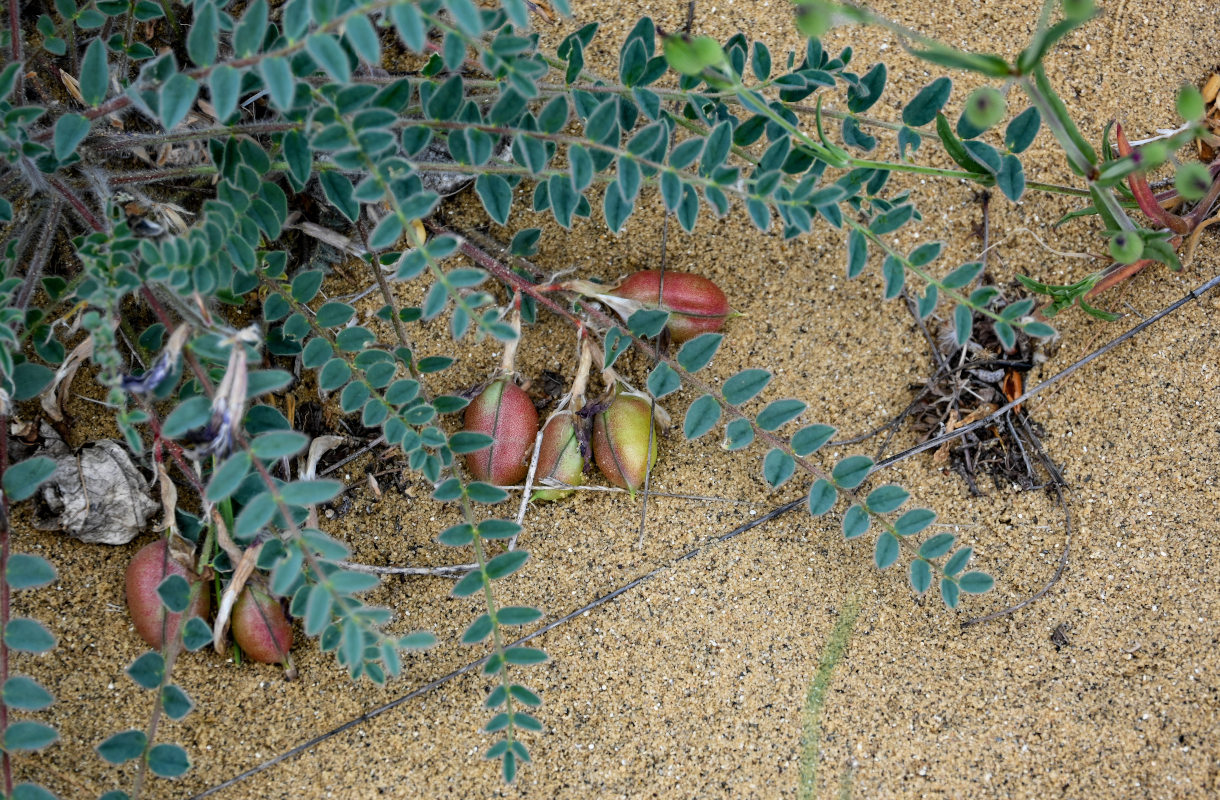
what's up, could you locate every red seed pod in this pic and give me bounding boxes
[462,378,540,486]
[533,411,586,501]
[231,587,293,664]
[592,393,660,494]
[125,539,210,649]
[606,270,730,342]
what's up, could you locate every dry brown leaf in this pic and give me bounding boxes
[212,541,263,654]
[932,404,998,465]
[33,426,158,544]
[40,337,93,423]
[57,68,84,106]
[1203,73,1220,104]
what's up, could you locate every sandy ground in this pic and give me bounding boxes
[11,0,1220,797]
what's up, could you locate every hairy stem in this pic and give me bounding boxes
[0,415,12,797]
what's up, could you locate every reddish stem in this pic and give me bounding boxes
[1115,122,1189,235]
[46,176,105,233]
[0,415,12,797]
[1083,258,1155,299]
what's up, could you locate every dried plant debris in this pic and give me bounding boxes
[32,425,158,545]
[908,287,1063,494]
[1198,69,1220,162]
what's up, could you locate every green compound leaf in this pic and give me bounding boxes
[894,508,937,537]
[902,77,952,127]
[479,520,521,540]
[755,399,806,431]
[452,570,486,598]
[7,554,56,590]
[944,546,973,577]
[940,577,961,609]
[497,606,543,626]
[3,457,57,503]
[467,482,509,504]
[954,303,973,348]
[306,33,351,82]
[80,38,108,106]
[918,532,956,559]
[881,254,904,300]
[959,570,995,594]
[831,455,872,489]
[683,394,721,440]
[807,478,836,517]
[1005,106,1041,154]
[97,729,148,764]
[997,154,1025,202]
[250,431,309,460]
[722,369,771,405]
[841,504,870,539]
[485,550,529,580]
[2,676,53,711]
[722,418,753,450]
[126,651,165,689]
[53,113,91,161]
[13,783,59,800]
[627,309,669,338]
[12,362,53,401]
[280,479,342,506]
[791,424,835,456]
[503,646,548,665]
[603,327,631,369]
[475,174,513,225]
[448,432,493,454]
[161,684,194,721]
[874,531,900,568]
[205,451,251,503]
[401,630,437,650]
[439,521,470,546]
[870,204,914,236]
[646,362,681,398]
[865,484,909,514]
[147,743,191,778]
[846,228,867,278]
[156,574,191,614]
[762,449,795,489]
[942,261,984,290]
[5,619,55,653]
[159,72,199,131]
[182,617,212,651]
[4,721,58,752]
[909,559,932,593]
[462,614,493,645]
[676,333,723,373]
[510,683,543,707]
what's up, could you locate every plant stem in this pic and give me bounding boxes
[0,414,12,798]
[8,0,19,63]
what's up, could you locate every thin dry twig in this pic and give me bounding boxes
[510,429,545,551]
[334,560,477,577]
[960,482,1072,628]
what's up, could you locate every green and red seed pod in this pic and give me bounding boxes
[533,410,586,501]
[462,377,540,486]
[125,539,210,649]
[605,270,731,342]
[592,392,662,495]
[231,586,293,665]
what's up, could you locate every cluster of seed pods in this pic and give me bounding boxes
[462,270,728,497]
[125,539,293,665]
